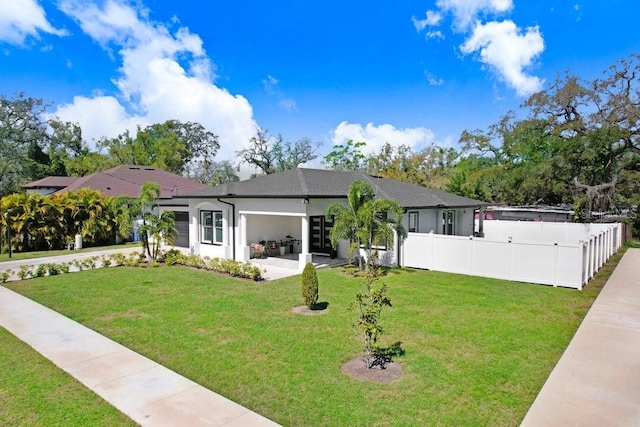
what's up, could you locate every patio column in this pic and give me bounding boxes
[239,213,250,261]
[299,215,312,271]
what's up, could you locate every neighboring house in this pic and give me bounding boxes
[481,205,574,222]
[21,176,79,195]
[22,165,207,247]
[171,168,488,271]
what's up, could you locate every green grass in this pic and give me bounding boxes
[4,249,624,426]
[0,242,139,263]
[0,327,134,426]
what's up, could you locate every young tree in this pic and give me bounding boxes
[237,128,319,175]
[351,258,392,368]
[138,181,177,261]
[326,180,406,271]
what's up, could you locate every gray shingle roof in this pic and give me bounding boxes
[179,168,487,208]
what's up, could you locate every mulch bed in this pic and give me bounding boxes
[341,356,403,383]
[291,304,329,315]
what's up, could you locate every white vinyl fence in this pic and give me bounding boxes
[401,222,622,290]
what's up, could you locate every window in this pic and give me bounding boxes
[360,212,389,250]
[442,210,455,235]
[408,211,419,233]
[201,211,223,244]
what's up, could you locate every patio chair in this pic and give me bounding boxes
[266,240,280,257]
[250,242,265,259]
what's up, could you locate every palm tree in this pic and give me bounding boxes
[326,180,406,271]
[138,181,176,261]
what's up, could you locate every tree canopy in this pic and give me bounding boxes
[237,128,320,175]
[452,54,640,217]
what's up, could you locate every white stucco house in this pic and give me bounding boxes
[165,168,488,271]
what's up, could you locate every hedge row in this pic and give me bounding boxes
[0,250,263,283]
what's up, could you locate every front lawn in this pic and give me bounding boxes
[0,327,134,426]
[4,252,619,426]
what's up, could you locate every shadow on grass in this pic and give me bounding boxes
[370,341,406,368]
[310,301,329,311]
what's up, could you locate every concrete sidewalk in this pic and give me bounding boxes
[521,248,640,426]
[0,286,279,426]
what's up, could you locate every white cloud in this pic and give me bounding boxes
[426,30,445,40]
[0,0,67,45]
[53,0,256,161]
[411,10,442,32]
[278,99,297,112]
[262,74,296,112]
[413,0,544,96]
[461,20,544,96]
[424,71,444,86]
[262,75,279,94]
[331,122,435,153]
[436,0,513,30]
[52,95,143,143]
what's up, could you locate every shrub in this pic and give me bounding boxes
[0,269,13,283]
[45,263,65,276]
[72,259,84,271]
[301,262,319,308]
[111,253,126,266]
[34,264,48,278]
[164,249,183,266]
[86,256,99,269]
[17,265,33,280]
[101,255,112,268]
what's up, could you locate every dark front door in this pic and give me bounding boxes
[309,215,334,255]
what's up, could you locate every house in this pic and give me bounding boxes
[21,176,79,195]
[170,168,488,271]
[481,205,574,222]
[22,165,207,247]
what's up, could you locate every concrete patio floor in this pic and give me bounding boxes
[249,253,347,280]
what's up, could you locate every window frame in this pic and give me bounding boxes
[200,210,223,245]
[408,211,419,233]
[442,210,456,235]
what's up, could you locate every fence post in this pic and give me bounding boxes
[553,241,559,287]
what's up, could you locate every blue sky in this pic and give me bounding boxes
[1,0,639,171]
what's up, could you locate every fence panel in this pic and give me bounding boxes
[402,222,621,289]
[509,241,558,285]
[471,239,512,279]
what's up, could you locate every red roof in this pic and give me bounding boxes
[22,176,79,189]
[44,165,206,199]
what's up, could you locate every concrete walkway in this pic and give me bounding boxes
[521,248,640,426]
[0,285,279,426]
